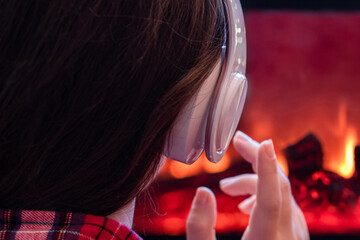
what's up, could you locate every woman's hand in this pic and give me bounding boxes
[186,187,217,240]
[185,131,309,240]
[220,132,310,240]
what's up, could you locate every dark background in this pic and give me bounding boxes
[241,0,360,10]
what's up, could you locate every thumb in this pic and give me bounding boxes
[186,187,217,240]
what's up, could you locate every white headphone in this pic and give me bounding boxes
[164,0,247,164]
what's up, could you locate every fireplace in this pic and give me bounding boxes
[133,10,360,238]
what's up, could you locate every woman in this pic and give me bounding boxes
[0,0,309,239]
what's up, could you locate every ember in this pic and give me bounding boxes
[285,134,359,208]
[134,134,360,235]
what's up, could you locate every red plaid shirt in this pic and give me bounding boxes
[0,210,142,240]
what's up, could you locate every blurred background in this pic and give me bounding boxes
[134,0,360,239]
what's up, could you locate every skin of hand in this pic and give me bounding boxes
[186,187,217,240]
[186,131,310,240]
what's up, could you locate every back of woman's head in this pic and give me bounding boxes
[0,0,225,216]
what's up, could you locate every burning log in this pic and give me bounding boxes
[284,134,323,180]
[349,146,360,204]
[284,134,358,209]
[354,146,360,178]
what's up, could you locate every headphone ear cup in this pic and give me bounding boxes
[163,96,206,165]
[204,0,247,163]
[164,62,222,164]
[205,73,247,163]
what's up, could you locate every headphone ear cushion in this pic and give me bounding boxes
[163,62,222,164]
[205,73,247,163]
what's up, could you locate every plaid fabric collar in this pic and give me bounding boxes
[0,209,142,240]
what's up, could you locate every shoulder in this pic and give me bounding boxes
[0,209,142,240]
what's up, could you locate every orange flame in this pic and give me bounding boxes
[338,127,357,178]
[276,153,289,176]
[161,152,232,179]
[159,100,359,180]
[168,157,203,179]
[203,153,231,173]
[326,102,358,179]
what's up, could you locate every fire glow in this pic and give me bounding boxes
[149,100,360,236]
[134,12,360,236]
[324,101,358,179]
[160,152,232,179]
[159,103,358,180]
[339,127,357,178]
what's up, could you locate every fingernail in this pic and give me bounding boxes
[194,187,208,205]
[238,195,256,212]
[264,139,275,159]
[238,201,248,211]
[219,178,231,186]
[234,131,251,142]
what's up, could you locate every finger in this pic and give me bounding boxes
[186,187,217,240]
[219,174,257,196]
[233,131,260,170]
[245,140,281,240]
[278,166,293,220]
[241,227,251,240]
[256,140,281,215]
[238,195,256,215]
[294,202,310,240]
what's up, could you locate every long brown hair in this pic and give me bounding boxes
[0,0,225,216]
